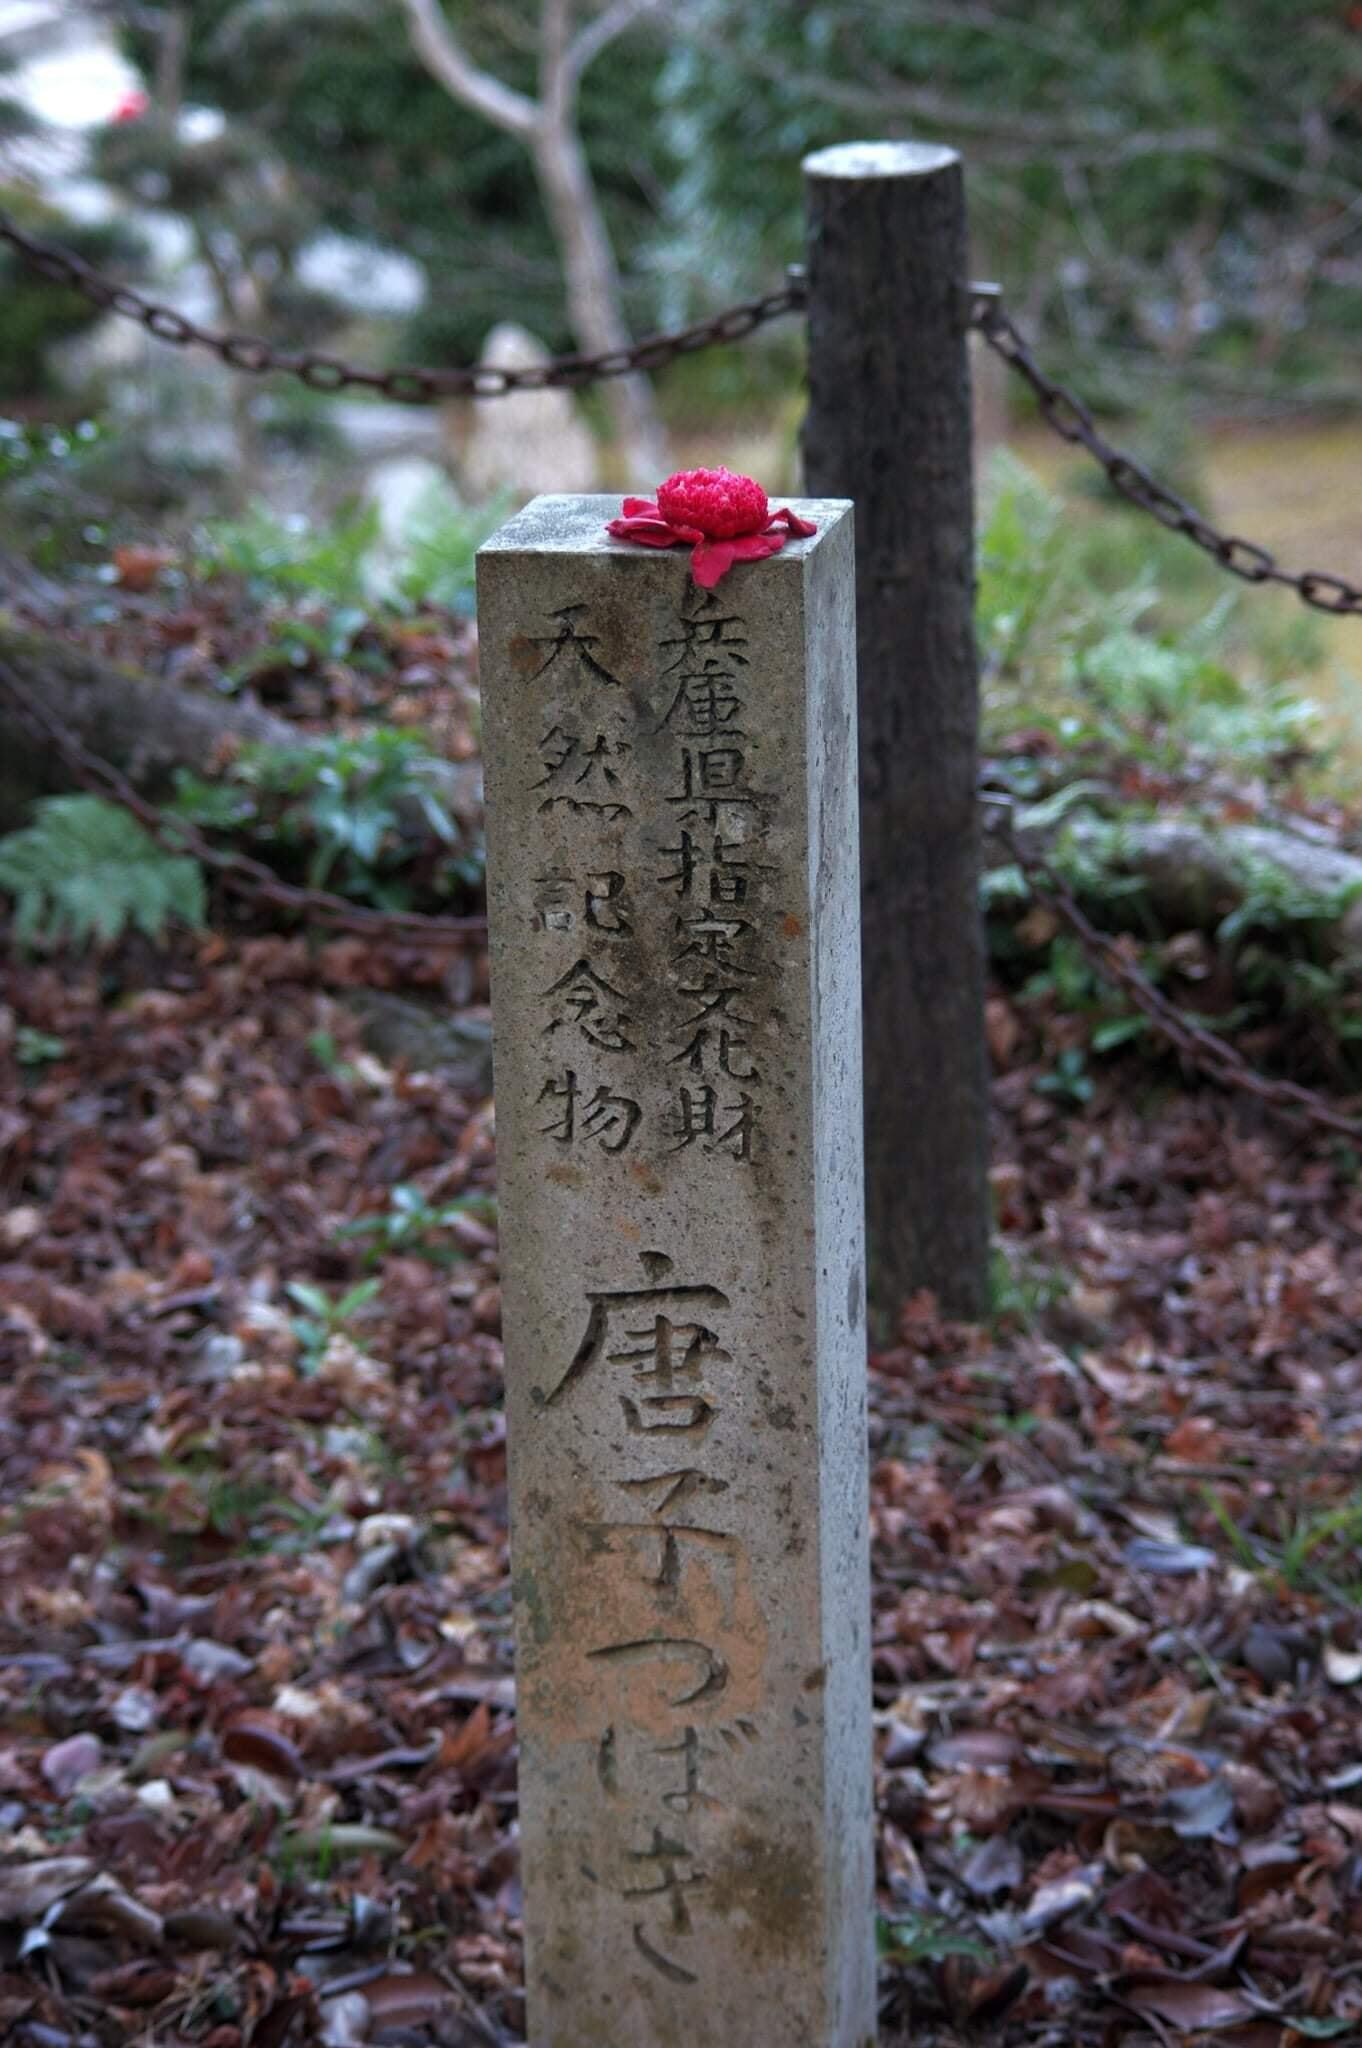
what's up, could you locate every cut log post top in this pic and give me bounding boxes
[802,139,992,1326]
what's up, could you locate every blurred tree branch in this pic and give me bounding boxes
[399,0,668,481]
[400,0,537,139]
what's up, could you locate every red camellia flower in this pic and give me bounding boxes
[606,466,816,588]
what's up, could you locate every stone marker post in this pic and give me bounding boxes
[478,496,875,2048]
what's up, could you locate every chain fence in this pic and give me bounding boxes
[968,288,1362,618]
[0,211,806,399]
[4,210,1362,1134]
[5,207,1361,615]
[981,790,1362,1145]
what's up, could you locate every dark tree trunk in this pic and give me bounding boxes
[802,142,991,1324]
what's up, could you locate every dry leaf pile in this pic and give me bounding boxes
[1,859,1361,2044]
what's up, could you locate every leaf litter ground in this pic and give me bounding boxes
[1,590,1361,2042]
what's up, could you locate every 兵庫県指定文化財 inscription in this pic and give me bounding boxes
[477,494,874,2047]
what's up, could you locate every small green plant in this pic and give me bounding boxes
[1218,850,1361,953]
[977,451,1074,685]
[989,1243,1071,1329]
[192,487,508,620]
[0,795,205,950]
[0,416,102,485]
[988,790,1362,1084]
[877,1911,995,1968]
[1202,851,1362,1050]
[286,1277,382,1372]
[390,485,511,616]
[192,500,380,608]
[1206,1486,1362,1604]
[307,1029,356,1080]
[335,1184,497,1266]
[14,1025,66,1066]
[1033,1045,1095,1107]
[200,1473,285,1540]
[225,609,371,688]
[979,454,1327,775]
[1022,933,1105,1014]
[173,727,460,905]
[1018,932,1152,1043]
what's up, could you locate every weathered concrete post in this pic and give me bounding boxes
[478,496,875,2047]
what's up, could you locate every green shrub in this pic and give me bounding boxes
[0,796,205,950]
[172,725,469,905]
[389,485,510,617]
[0,416,120,570]
[191,488,508,620]
[978,452,1327,772]
[192,500,381,607]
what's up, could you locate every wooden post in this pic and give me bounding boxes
[802,141,991,1325]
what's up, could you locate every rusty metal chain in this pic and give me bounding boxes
[5,207,1362,1109]
[0,209,805,400]
[970,287,1362,618]
[0,659,485,946]
[6,206,1356,615]
[982,787,1362,1143]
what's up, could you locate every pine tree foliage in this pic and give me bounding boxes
[0,796,205,950]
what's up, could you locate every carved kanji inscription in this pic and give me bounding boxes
[478,494,872,2047]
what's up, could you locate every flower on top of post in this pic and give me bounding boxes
[606,467,816,588]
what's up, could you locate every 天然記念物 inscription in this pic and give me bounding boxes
[534,866,632,935]
[534,726,632,817]
[528,602,626,689]
[538,1070,641,1153]
[541,958,635,1052]
[478,495,874,2047]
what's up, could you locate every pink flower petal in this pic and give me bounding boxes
[729,531,787,562]
[768,507,817,537]
[689,538,740,588]
[605,489,812,584]
[606,515,682,547]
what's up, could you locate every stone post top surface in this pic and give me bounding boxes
[477,492,852,557]
[804,139,959,179]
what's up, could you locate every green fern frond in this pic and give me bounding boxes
[0,796,206,951]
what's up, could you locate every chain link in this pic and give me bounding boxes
[6,213,1362,1108]
[6,204,1357,617]
[0,660,485,947]
[0,209,806,401]
[983,788,1362,1144]
[969,289,1362,618]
